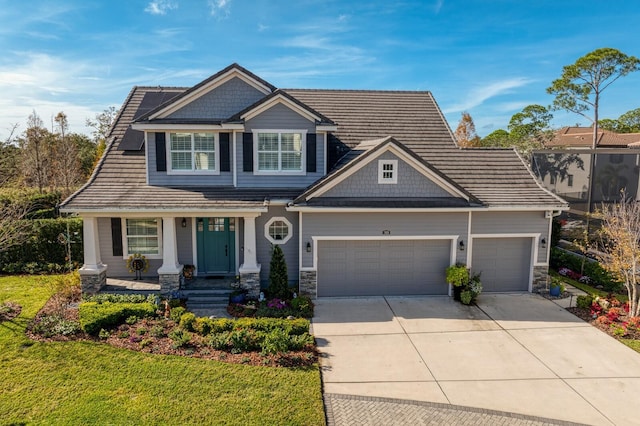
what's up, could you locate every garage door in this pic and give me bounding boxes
[471,238,532,292]
[317,239,451,297]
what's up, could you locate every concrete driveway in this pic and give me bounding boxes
[313,294,640,425]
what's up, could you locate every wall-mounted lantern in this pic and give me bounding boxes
[181,218,187,228]
[306,242,312,252]
[540,237,547,249]
[459,240,465,251]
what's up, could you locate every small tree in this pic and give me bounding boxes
[595,191,640,317]
[454,112,481,147]
[0,200,31,255]
[268,244,290,299]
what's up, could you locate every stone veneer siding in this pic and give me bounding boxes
[240,272,261,299]
[80,270,107,294]
[532,265,549,293]
[299,271,317,298]
[160,273,181,295]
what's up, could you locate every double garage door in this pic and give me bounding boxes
[317,239,451,297]
[316,237,533,297]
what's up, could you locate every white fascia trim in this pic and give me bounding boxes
[302,142,469,201]
[241,95,320,122]
[149,70,272,119]
[132,123,245,131]
[144,132,150,184]
[316,125,337,132]
[286,206,562,213]
[75,209,267,217]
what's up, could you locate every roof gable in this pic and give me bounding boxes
[296,137,475,204]
[143,63,276,120]
[231,90,335,125]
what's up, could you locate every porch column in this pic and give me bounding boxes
[157,217,182,294]
[78,216,107,294]
[239,214,261,298]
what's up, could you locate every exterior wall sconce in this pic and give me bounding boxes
[382,230,391,235]
[540,237,547,248]
[306,242,312,252]
[181,217,187,228]
[459,240,465,251]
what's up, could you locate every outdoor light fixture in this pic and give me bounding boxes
[306,242,312,252]
[541,237,547,248]
[382,230,391,235]
[181,218,187,228]
[459,240,465,251]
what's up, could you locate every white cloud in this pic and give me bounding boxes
[434,0,444,13]
[145,1,178,16]
[443,77,534,113]
[208,0,231,18]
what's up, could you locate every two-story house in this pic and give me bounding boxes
[61,63,567,299]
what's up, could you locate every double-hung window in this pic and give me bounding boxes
[168,132,218,173]
[255,130,305,174]
[124,218,161,257]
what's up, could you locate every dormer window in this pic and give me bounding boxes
[378,160,398,184]
[254,130,306,174]
[168,132,219,174]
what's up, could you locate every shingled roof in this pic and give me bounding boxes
[546,126,640,148]
[62,68,566,212]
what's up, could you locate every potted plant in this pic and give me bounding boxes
[229,289,247,304]
[183,264,196,280]
[446,264,469,301]
[549,277,565,297]
[460,273,482,305]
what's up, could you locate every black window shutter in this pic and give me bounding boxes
[243,132,253,172]
[155,132,166,172]
[220,133,230,172]
[306,133,317,173]
[111,218,123,257]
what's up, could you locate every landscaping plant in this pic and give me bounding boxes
[268,244,290,299]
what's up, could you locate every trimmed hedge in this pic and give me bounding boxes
[0,217,83,274]
[79,302,157,335]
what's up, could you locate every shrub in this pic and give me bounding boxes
[193,317,215,335]
[261,328,290,355]
[150,325,165,338]
[98,329,110,340]
[290,296,314,317]
[210,318,235,334]
[445,264,469,287]
[288,333,315,350]
[268,244,290,299]
[179,312,197,332]
[32,315,80,338]
[576,295,594,309]
[83,293,156,304]
[169,306,186,322]
[125,316,138,325]
[0,217,83,274]
[168,329,192,349]
[79,302,156,335]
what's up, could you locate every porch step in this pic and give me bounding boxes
[184,288,234,311]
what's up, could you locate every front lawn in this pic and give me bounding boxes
[0,275,324,425]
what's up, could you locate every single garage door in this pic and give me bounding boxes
[471,238,532,292]
[317,239,451,297]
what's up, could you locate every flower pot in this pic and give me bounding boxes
[549,286,561,297]
[230,293,246,304]
[453,285,463,301]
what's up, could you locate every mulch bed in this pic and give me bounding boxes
[26,294,317,368]
[567,306,640,341]
[0,302,22,322]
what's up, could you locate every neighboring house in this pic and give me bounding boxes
[533,126,640,213]
[61,63,567,298]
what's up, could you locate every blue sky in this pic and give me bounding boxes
[1,0,639,141]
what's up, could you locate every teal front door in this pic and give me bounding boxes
[196,217,236,275]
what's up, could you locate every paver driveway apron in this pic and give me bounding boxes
[312,294,640,426]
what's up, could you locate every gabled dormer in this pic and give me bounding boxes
[131,64,334,188]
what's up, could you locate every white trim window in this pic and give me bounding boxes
[168,132,219,174]
[254,130,306,174]
[264,217,293,244]
[378,159,398,184]
[123,218,162,258]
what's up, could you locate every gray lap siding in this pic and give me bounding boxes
[255,206,300,287]
[300,211,469,269]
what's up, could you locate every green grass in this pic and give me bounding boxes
[621,339,640,354]
[0,275,324,425]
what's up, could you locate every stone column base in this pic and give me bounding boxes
[532,265,549,293]
[79,268,107,294]
[299,270,317,298]
[160,273,181,295]
[240,272,261,299]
